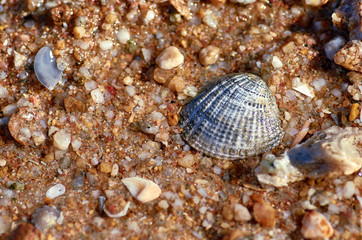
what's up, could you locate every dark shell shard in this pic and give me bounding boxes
[179,73,284,160]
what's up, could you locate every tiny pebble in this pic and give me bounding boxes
[199,45,220,66]
[46,184,66,199]
[349,103,360,121]
[342,181,355,198]
[111,163,119,177]
[202,13,217,29]
[301,211,333,239]
[31,206,60,231]
[91,88,105,104]
[158,200,169,209]
[156,46,184,70]
[99,162,112,174]
[116,29,131,44]
[272,56,283,68]
[53,129,71,150]
[71,175,85,189]
[234,203,251,221]
[253,200,276,228]
[99,40,113,51]
[73,26,86,39]
[123,76,133,86]
[125,85,136,97]
[178,154,195,168]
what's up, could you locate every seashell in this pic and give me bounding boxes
[34,46,63,90]
[179,73,283,160]
[46,183,66,199]
[121,177,162,203]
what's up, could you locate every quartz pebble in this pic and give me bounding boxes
[177,154,195,168]
[199,46,220,66]
[122,177,162,203]
[271,56,283,68]
[91,88,105,104]
[301,211,333,239]
[53,129,71,150]
[46,183,66,199]
[234,203,251,221]
[116,29,131,44]
[31,206,61,231]
[155,46,184,70]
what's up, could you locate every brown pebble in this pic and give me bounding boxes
[75,157,87,170]
[210,0,226,7]
[349,103,360,122]
[223,229,245,240]
[99,162,112,173]
[7,223,41,240]
[153,67,174,84]
[253,200,276,228]
[222,196,238,221]
[199,45,220,66]
[167,113,179,126]
[64,96,86,113]
[168,76,185,92]
[49,3,72,26]
[301,211,334,239]
[334,40,362,72]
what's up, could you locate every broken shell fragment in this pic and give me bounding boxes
[103,195,131,218]
[121,177,161,203]
[34,46,63,90]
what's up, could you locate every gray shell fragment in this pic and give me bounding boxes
[34,46,62,90]
[179,73,283,160]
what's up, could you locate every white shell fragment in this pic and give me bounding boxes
[104,201,130,218]
[34,46,63,90]
[46,184,66,199]
[255,126,362,187]
[121,177,162,203]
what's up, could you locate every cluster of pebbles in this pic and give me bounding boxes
[0,0,361,239]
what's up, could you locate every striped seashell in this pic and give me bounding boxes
[179,73,283,160]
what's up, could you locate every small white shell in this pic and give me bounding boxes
[46,184,66,199]
[104,201,130,218]
[34,46,63,90]
[121,177,161,203]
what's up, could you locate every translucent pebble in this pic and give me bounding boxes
[34,46,63,90]
[46,184,66,199]
[31,206,60,231]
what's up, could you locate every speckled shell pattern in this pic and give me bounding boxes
[179,73,284,160]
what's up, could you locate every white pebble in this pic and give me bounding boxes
[311,78,326,91]
[14,51,26,69]
[125,85,136,97]
[144,10,155,24]
[0,86,8,98]
[343,181,355,198]
[53,129,71,150]
[84,80,98,91]
[116,29,131,44]
[99,40,113,51]
[46,184,66,199]
[202,13,217,29]
[91,88,105,104]
[331,88,342,97]
[2,104,17,116]
[71,138,82,151]
[111,163,119,177]
[158,200,169,209]
[123,76,133,86]
[141,48,152,63]
[184,86,198,97]
[234,203,251,221]
[272,56,283,68]
[156,46,184,70]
